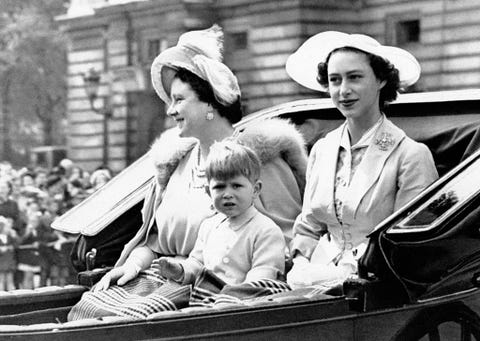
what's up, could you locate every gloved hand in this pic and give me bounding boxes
[286,256,313,289]
[287,256,355,289]
[93,262,141,292]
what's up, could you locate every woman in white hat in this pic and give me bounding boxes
[69,25,306,319]
[285,31,438,288]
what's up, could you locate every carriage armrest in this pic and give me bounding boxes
[77,267,112,287]
[0,285,88,317]
[343,277,407,312]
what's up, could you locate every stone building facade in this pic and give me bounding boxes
[59,0,480,172]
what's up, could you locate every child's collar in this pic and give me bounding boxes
[220,205,257,231]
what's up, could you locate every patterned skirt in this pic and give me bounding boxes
[68,268,291,321]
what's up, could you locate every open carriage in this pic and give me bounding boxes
[1,89,480,340]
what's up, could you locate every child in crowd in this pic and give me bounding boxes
[0,216,18,291]
[152,141,286,285]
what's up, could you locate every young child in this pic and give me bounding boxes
[152,140,286,285]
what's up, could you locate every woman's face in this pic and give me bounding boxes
[327,50,385,122]
[35,173,47,187]
[0,181,10,199]
[70,167,82,180]
[22,175,34,187]
[167,77,211,138]
[93,174,109,189]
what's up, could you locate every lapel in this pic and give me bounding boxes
[316,124,345,218]
[343,118,406,221]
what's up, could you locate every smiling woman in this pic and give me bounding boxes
[68,25,307,320]
[151,140,285,286]
[285,31,439,289]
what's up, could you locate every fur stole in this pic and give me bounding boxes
[149,118,308,195]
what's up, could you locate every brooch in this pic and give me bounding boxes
[374,132,395,151]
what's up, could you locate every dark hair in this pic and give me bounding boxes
[174,68,243,124]
[316,47,400,110]
[206,140,261,184]
[21,172,35,179]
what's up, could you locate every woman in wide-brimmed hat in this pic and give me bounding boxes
[68,25,307,320]
[285,31,438,289]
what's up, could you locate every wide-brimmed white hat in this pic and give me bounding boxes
[286,31,421,92]
[151,25,240,106]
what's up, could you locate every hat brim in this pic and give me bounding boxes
[286,31,421,92]
[151,45,203,104]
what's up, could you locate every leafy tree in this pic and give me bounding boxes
[0,0,69,165]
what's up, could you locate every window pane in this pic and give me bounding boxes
[148,39,160,60]
[389,157,480,233]
[396,19,420,45]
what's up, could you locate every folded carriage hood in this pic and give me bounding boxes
[51,152,155,236]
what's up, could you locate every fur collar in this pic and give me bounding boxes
[149,118,307,193]
[234,118,307,193]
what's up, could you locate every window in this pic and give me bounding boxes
[396,19,420,45]
[146,38,168,61]
[386,13,421,46]
[231,31,248,51]
[387,157,480,234]
[147,39,160,60]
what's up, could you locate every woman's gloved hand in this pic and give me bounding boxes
[287,256,355,289]
[286,255,313,289]
[93,262,141,292]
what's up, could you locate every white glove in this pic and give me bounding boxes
[287,258,355,289]
[93,262,141,292]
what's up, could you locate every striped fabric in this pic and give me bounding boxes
[190,269,291,308]
[68,268,292,320]
[68,270,190,320]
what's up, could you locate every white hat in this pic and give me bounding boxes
[151,25,241,106]
[286,31,421,92]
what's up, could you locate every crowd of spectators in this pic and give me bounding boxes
[0,159,112,291]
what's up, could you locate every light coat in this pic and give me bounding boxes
[292,118,439,260]
[116,118,307,266]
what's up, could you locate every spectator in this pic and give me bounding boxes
[59,158,74,179]
[17,211,57,288]
[68,165,83,183]
[0,161,112,289]
[20,172,36,188]
[0,216,18,291]
[45,174,67,215]
[34,167,49,191]
[66,179,88,209]
[88,167,112,193]
[0,178,23,236]
[0,161,14,178]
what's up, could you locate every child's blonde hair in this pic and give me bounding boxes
[206,140,261,183]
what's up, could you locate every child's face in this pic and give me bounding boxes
[208,174,261,218]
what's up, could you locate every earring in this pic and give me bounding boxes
[206,112,214,121]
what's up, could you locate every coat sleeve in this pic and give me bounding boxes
[255,157,303,243]
[394,141,439,210]
[181,220,208,284]
[290,141,329,259]
[245,223,286,282]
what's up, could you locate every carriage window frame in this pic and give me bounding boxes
[388,157,480,234]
